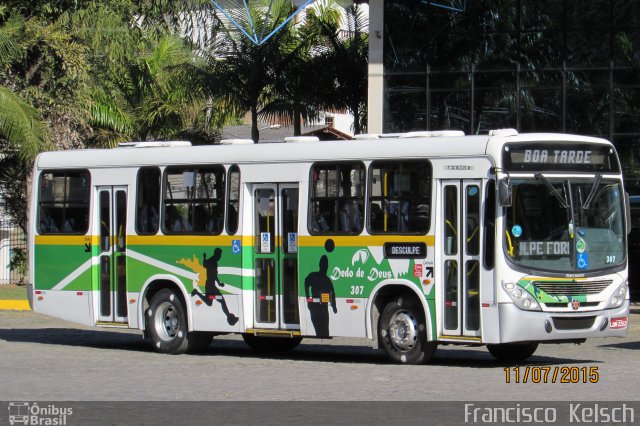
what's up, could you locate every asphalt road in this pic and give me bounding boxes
[0,309,639,402]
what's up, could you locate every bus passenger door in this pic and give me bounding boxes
[440,180,482,338]
[251,183,300,331]
[95,186,128,324]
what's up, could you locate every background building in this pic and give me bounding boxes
[368,0,640,190]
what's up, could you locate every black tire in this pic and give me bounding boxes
[188,332,214,353]
[146,288,208,354]
[487,343,538,363]
[242,334,302,353]
[378,295,437,364]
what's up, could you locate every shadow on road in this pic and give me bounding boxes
[0,327,600,367]
[598,340,640,350]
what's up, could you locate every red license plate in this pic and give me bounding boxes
[609,317,628,329]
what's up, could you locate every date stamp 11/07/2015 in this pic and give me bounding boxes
[504,366,599,384]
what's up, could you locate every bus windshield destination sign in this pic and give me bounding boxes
[503,143,619,172]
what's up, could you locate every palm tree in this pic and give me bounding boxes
[259,0,343,136]
[179,0,323,142]
[307,1,369,134]
[0,12,49,159]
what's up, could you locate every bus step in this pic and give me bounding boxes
[95,321,129,328]
[246,328,301,338]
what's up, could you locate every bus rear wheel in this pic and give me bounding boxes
[487,343,538,363]
[242,334,302,353]
[378,295,437,364]
[147,288,210,354]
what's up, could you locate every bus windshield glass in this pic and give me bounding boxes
[504,177,625,273]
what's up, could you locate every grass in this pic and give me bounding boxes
[0,284,28,300]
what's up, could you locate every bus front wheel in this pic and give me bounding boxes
[147,289,211,354]
[378,295,437,364]
[487,343,538,363]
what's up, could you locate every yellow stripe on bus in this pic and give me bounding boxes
[35,235,98,245]
[37,234,435,248]
[298,235,435,246]
[128,235,254,246]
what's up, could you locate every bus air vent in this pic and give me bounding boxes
[353,134,380,140]
[400,130,466,138]
[220,139,254,145]
[284,136,319,143]
[532,280,612,296]
[117,141,192,148]
[488,128,519,137]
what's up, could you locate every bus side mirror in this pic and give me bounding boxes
[498,178,512,207]
[625,192,631,235]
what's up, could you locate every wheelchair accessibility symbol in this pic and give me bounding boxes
[577,253,589,269]
[232,239,241,254]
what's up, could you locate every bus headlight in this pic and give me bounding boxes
[501,281,541,311]
[606,281,628,309]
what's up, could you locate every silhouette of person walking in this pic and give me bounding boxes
[304,255,337,337]
[191,247,238,325]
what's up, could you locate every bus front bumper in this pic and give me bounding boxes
[498,301,630,343]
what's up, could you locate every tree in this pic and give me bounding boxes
[259,0,342,136]
[307,1,369,134]
[0,11,50,159]
[179,0,325,142]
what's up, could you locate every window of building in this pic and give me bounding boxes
[136,167,161,235]
[309,162,365,234]
[226,165,240,235]
[368,160,432,234]
[163,166,225,234]
[38,170,90,235]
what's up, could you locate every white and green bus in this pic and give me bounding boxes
[27,129,631,364]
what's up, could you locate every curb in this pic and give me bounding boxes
[0,300,30,311]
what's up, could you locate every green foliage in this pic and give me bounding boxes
[0,0,371,226]
[9,247,27,282]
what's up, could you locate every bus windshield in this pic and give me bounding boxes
[504,177,625,273]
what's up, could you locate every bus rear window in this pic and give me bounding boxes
[38,170,90,234]
[368,160,432,234]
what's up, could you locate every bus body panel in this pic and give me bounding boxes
[27,132,629,356]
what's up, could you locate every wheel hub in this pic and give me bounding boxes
[389,311,417,351]
[155,301,181,341]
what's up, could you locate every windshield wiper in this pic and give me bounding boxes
[535,173,568,208]
[581,173,602,210]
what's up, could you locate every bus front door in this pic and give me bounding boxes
[441,180,482,338]
[251,184,300,332]
[95,186,128,324]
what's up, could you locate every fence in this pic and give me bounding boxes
[0,220,26,285]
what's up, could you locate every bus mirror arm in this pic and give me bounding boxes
[498,178,512,207]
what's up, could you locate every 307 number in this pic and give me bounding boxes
[350,285,364,295]
[605,255,616,264]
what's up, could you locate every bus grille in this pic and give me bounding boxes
[532,280,612,296]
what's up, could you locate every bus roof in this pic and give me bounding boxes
[35,132,613,170]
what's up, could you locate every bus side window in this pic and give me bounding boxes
[226,165,240,235]
[309,162,365,234]
[368,160,432,234]
[136,167,161,235]
[483,180,496,269]
[37,170,90,235]
[162,165,225,235]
